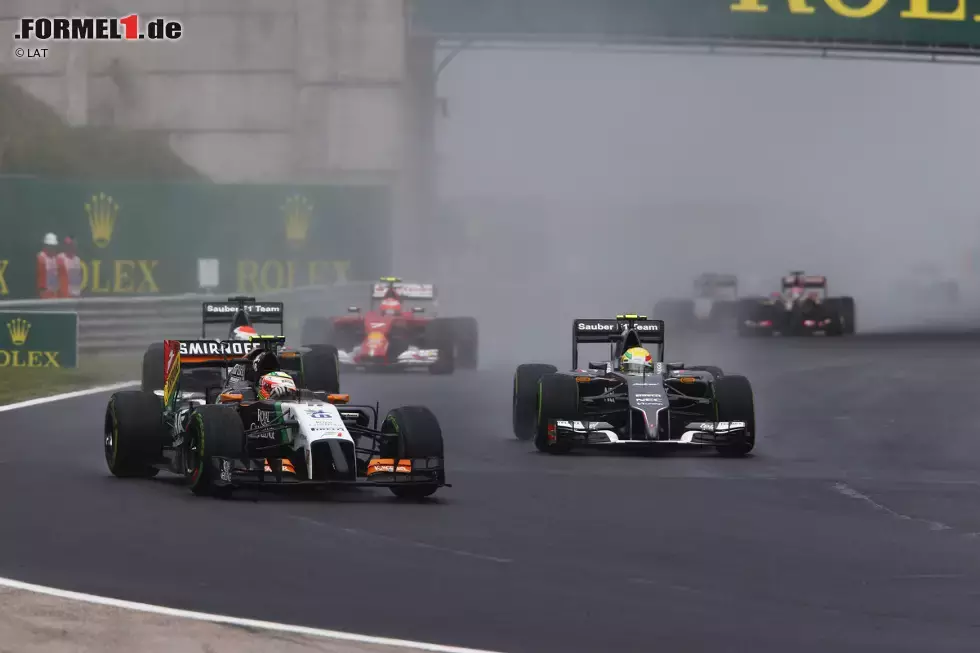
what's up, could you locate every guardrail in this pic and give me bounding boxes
[0,284,371,354]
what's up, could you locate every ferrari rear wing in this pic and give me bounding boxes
[162,336,286,408]
[371,277,436,300]
[782,273,827,288]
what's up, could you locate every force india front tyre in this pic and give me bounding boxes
[185,404,246,497]
[512,363,558,441]
[534,374,579,454]
[104,390,168,478]
[713,375,755,457]
[380,406,445,500]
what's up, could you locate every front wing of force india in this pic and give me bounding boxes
[104,337,448,500]
[512,315,756,457]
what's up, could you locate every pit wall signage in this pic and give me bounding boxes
[0,180,392,299]
[0,311,78,368]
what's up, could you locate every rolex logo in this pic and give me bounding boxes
[282,194,312,245]
[7,318,30,346]
[85,192,119,248]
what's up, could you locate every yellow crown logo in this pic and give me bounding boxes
[7,318,30,346]
[85,192,119,248]
[282,194,313,244]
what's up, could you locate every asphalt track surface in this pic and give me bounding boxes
[3,333,980,653]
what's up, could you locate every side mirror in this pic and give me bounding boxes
[412,306,425,314]
[588,361,609,371]
[347,306,361,313]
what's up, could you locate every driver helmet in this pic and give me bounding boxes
[258,371,296,400]
[232,325,257,341]
[620,347,653,376]
[379,297,401,316]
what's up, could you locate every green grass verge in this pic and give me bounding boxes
[0,353,138,405]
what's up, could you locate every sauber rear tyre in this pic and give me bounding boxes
[713,375,755,457]
[141,342,165,392]
[382,406,444,500]
[301,316,335,347]
[534,374,578,454]
[299,344,341,394]
[185,405,245,497]
[512,363,558,441]
[105,390,167,478]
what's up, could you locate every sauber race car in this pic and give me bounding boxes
[653,273,739,332]
[512,315,755,457]
[105,337,447,499]
[300,277,478,374]
[737,272,856,337]
[140,296,340,396]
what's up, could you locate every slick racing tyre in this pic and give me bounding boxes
[185,405,245,497]
[381,406,444,500]
[427,319,456,375]
[450,317,479,370]
[512,363,558,441]
[840,297,856,335]
[534,374,578,454]
[105,390,167,478]
[301,316,335,347]
[298,344,341,394]
[713,375,755,457]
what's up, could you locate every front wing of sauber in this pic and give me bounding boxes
[551,419,749,447]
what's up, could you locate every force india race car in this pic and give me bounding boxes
[300,277,479,374]
[511,314,755,457]
[105,336,448,499]
[737,272,856,337]
[653,273,739,332]
[141,296,340,396]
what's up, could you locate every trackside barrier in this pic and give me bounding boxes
[0,284,372,354]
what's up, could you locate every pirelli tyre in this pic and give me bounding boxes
[301,316,335,347]
[534,374,579,454]
[141,342,165,392]
[713,375,755,457]
[450,317,479,370]
[297,344,341,394]
[104,390,168,478]
[381,406,445,500]
[185,405,245,497]
[427,319,456,375]
[512,363,558,441]
[840,296,856,335]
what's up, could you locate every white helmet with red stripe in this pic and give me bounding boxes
[232,325,258,341]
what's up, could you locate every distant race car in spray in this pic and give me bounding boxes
[512,314,755,457]
[301,277,478,374]
[737,272,855,337]
[653,273,740,332]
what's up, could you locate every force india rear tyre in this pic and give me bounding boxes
[534,374,578,454]
[105,390,167,478]
[186,405,245,497]
[713,375,755,457]
[512,363,558,441]
[381,406,445,499]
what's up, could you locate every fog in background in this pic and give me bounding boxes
[430,47,980,364]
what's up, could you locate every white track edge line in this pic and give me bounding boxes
[0,381,139,413]
[0,576,502,653]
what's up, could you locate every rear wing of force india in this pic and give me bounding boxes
[162,336,286,410]
[201,295,284,337]
[571,315,665,370]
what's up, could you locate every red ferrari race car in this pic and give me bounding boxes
[300,277,478,374]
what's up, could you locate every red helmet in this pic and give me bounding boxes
[379,297,401,315]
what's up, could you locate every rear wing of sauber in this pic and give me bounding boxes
[201,296,284,337]
[162,336,286,409]
[571,315,665,370]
